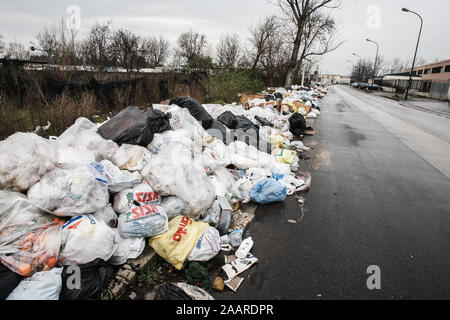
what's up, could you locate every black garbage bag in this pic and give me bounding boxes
[274,92,284,100]
[0,263,23,300]
[217,111,237,129]
[264,94,275,102]
[98,106,171,147]
[155,283,192,300]
[169,97,214,130]
[289,113,307,137]
[255,115,274,127]
[207,120,231,145]
[235,116,259,132]
[59,259,114,300]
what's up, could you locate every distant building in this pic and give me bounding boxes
[407,59,450,83]
[317,74,342,84]
[378,59,450,100]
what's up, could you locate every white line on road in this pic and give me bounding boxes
[334,86,450,179]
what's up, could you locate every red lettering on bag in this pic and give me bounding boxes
[172,217,193,242]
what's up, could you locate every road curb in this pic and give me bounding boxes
[104,246,156,300]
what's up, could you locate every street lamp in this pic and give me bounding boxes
[366,39,379,86]
[402,8,423,100]
[353,53,363,81]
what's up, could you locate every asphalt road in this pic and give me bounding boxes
[213,85,450,300]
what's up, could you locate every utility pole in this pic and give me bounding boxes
[402,8,423,100]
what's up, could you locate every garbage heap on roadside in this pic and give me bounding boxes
[0,84,326,300]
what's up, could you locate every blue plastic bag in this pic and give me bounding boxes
[250,178,287,204]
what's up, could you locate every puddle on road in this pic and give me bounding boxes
[312,149,331,170]
[342,124,366,146]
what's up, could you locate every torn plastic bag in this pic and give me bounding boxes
[160,196,191,220]
[55,118,119,169]
[0,191,63,277]
[217,111,237,129]
[289,113,307,137]
[0,133,56,192]
[59,258,114,300]
[93,204,118,228]
[118,203,168,238]
[6,267,62,300]
[250,178,287,204]
[174,282,214,300]
[169,97,214,130]
[255,115,274,127]
[149,216,210,270]
[97,106,171,147]
[155,282,214,300]
[187,227,221,262]
[111,144,151,172]
[109,229,145,265]
[27,163,110,217]
[275,173,312,195]
[59,214,117,266]
[113,182,161,214]
[0,263,23,300]
[100,160,141,193]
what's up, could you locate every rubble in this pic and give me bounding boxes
[0,83,326,299]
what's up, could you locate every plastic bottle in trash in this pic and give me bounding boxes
[235,237,254,259]
[229,229,243,248]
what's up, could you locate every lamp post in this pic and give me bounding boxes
[402,8,423,100]
[353,53,363,81]
[366,39,379,86]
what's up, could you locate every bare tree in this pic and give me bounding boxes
[0,34,5,56]
[275,0,342,86]
[248,16,280,70]
[82,21,114,71]
[175,30,207,64]
[216,33,241,69]
[111,29,141,72]
[36,18,79,65]
[140,36,170,67]
[6,42,30,59]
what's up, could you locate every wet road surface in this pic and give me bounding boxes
[213,85,450,300]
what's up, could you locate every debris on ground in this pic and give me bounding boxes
[0,84,326,299]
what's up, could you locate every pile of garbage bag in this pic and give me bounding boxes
[0,84,326,299]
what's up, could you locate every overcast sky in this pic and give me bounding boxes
[1,0,449,75]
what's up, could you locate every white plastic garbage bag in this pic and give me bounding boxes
[227,141,273,169]
[0,132,56,191]
[54,117,118,169]
[27,163,110,217]
[109,230,145,265]
[142,145,215,218]
[160,196,191,220]
[187,227,221,262]
[59,214,117,266]
[113,182,161,214]
[100,160,141,193]
[93,204,118,228]
[6,267,63,300]
[117,204,169,238]
[111,144,151,172]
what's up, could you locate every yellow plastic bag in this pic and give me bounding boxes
[272,149,297,165]
[149,216,210,270]
[270,134,285,149]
